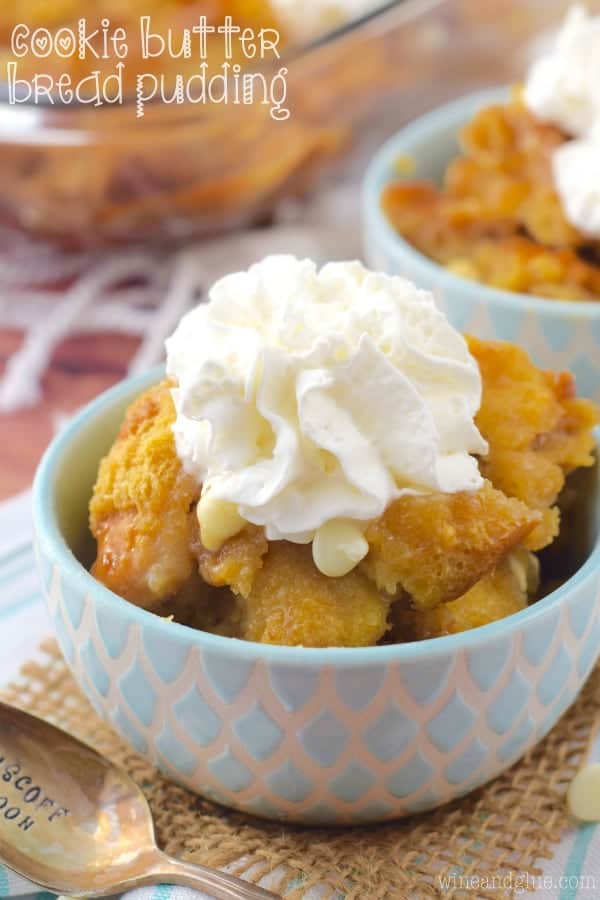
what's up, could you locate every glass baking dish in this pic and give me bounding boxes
[0,0,588,248]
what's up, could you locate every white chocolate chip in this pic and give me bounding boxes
[567,763,600,822]
[508,548,540,595]
[312,519,369,577]
[447,258,480,281]
[197,491,245,552]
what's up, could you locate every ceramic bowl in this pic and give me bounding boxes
[362,86,600,403]
[32,368,600,825]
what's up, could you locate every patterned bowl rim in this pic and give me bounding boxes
[362,85,600,318]
[32,366,600,665]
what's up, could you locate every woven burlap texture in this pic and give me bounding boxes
[2,640,596,900]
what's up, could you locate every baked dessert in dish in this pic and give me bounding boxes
[89,256,598,647]
[0,1,406,246]
[382,6,600,301]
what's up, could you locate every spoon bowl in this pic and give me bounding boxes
[0,701,277,900]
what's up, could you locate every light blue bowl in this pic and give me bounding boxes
[32,368,600,825]
[363,87,600,402]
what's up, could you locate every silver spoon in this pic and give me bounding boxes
[0,701,279,900]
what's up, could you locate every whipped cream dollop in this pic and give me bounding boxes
[524,5,600,138]
[524,5,600,237]
[166,256,487,570]
[553,131,600,237]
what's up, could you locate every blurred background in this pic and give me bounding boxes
[0,0,592,499]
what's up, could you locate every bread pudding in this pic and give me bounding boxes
[383,7,600,301]
[90,257,599,646]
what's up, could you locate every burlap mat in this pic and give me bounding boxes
[2,641,598,900]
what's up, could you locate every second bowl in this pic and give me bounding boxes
[362,87,600,402]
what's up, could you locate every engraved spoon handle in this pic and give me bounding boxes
[153,853,279,900]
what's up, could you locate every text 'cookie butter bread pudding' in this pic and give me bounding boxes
[89,256,599,647]
[383,5,600,301]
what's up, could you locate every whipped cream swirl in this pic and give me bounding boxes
[166,256,487,550]
[524,5,600,139]
[553,131,600,238]
[524,5,600,237]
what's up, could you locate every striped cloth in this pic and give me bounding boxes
[0,492,52,685]
[0,490,599,899]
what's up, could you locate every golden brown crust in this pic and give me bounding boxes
[392,551,534,640]
[361,481,538,609]
[89,381,200,609]
[193,524,268,600]
[468,336,599,551]
[235,542,391,647]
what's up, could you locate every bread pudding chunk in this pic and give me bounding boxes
[392,549,539,641]
[236,542,391,647]
[360,482,538,610]
[90,383,200,610]
[468,336,598,551]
